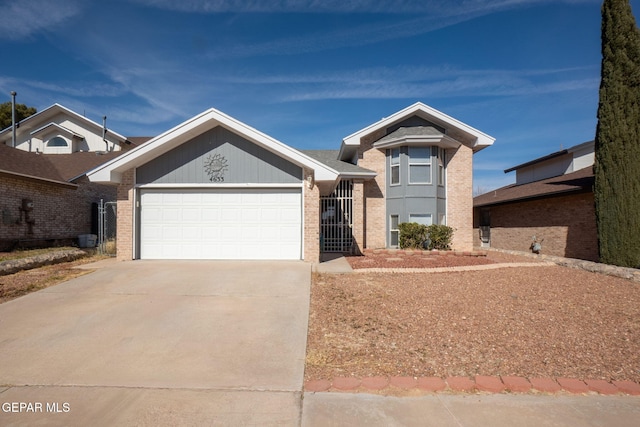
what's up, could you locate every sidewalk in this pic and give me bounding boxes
[302,392,640,427]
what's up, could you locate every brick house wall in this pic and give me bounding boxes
[358,128,387,249]
[0,174,116,250]
[446,145,474,251]
[473,192,598,261]
[352,179,365,254]
[116,169,135,261]
[303,168,320,263]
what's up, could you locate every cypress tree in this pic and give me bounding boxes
[594,0,640,267]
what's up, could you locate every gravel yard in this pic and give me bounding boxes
[305,252,640,384]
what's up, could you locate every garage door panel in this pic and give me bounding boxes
[281,207,300,222]
[140,188,302,260]
[162,208,181,222]
[182,208,201,222]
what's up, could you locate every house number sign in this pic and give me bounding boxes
[204,153,228,182]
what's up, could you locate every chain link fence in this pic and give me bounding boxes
[98,200,117,256]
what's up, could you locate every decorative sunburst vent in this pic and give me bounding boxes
[204,153,228,182]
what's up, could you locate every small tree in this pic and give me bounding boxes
[594,0,640,267]
[0,102,37,130]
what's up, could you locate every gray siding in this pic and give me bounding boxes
[137,126,302,185]
[385,146,447,245]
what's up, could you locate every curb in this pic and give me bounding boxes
[304,376,640,396]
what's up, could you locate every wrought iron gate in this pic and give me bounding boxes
[98,199,117,256]
[320,180,353,253]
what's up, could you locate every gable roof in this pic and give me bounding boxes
[88,107,340,184]
[0,143,123,187]
[474,166,594,208]
[0,103,128,145]
[340,102,495,160]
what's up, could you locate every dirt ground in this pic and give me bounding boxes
[0,254,103,303]
[305,251,640,383]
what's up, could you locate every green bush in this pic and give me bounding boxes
[398,222,428,249]
[425,224,454,250]
[398,222,454,250]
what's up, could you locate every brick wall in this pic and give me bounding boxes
[358,128,387,249]
[116,169,135,261]
[303,168,320,262]
[352,179,364,255]
[473,192,598,261]
[0,174,116,250]
[446,145,474,251]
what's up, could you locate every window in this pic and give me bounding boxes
[47,136,68,147]
[408,147,431,184]
[390,215,399,247]
[390,148,400,185]
[409,213,432,226]
[437,148,445,186]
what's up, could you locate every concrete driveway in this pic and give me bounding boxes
[0,260,311,426]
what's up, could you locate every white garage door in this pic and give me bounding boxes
[139,188,302,260]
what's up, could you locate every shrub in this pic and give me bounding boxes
[398,222,428,249]
[425,224,454,250]
[398,222,455,250]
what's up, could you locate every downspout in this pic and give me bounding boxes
[10,91,17,148]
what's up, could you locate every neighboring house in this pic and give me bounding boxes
[0,144,124,250]
[87,102,494,262]
[473,141,597,261]
[0,103,131,154]
[0,104,134,251]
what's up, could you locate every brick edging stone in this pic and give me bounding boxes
[305,376,640,396]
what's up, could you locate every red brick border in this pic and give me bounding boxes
[305,376,640,396]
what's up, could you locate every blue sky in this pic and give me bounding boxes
[1,0,636,193]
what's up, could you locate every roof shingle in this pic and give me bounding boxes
[474,167,594,207]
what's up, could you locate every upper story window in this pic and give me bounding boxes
[47,136,68,147]
[390,148,400,185]
[408,146,431,184]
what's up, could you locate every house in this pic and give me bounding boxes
[473,141,597,261]
[87,102,494,262]
[0,103,131,154]
[0,104,134,251]
[0,144,126,250]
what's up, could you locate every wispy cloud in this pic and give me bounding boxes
[0,0,82,40]
[219,65,599,101]
[198,0,598,59]
[131,0,598,14]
